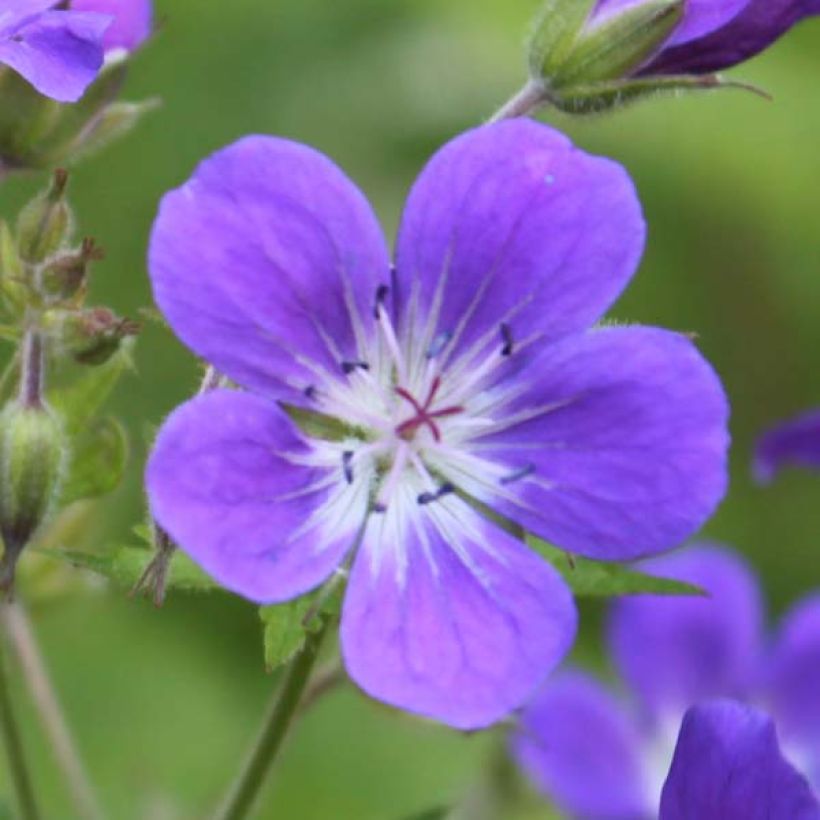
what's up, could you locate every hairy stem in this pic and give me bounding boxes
[0,627,40,820]
[214,619,329,820]
[0,602,102,820]
[18,326,44,409]
[488,78,550,122]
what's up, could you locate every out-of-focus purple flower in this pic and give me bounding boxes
[660,700,820,820]
[513,543,820,816]
[146,120,729,729]
[592,0,820,75]
[69,0,152,53]
[754,408,820,483]
[0,0,111,102]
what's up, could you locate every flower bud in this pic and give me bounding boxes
[0,401,66,592]
[39,238,104,305]
[0,220,26,315]
[50,306,140,366]
[16,170,74,264]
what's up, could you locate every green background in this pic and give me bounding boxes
[1,1,820,817]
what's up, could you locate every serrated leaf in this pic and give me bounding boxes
[40,545,217,592]
[527,536,703,598]
[60,416,128,505]
[260,579,343,671]
[49,339,134,436]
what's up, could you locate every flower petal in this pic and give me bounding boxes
[754,408,820,483]
[149,136,391,401]
[660,700,820,820]
[608,544,764,719]
[394,120,644,364]
[455,326,729,561]
[512,671,650,819]
[340,492,577,729]
[645,0,820,75]
[0,10,109,103]
[146,390,366,604]
[71,0,152,52]
[767,594,820,769]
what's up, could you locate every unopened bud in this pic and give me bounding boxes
[53,307,140,366]
[0,401,66,592]
[39,238,104,304]
[16,170,74,263]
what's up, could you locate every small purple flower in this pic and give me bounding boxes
[69,0,152,53]
[146,120,728,728]
[0,0,111,102]
[513,543,820,816]
[594,0,820,75]
[661,700,820,820]
[755,408,820,483]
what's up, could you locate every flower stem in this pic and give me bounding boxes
[18,326,44,409]
[0,630,40,820]
[0,601,103,820]
[214,619,329,820]
[488,79,551,122]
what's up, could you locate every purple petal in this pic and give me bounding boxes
[340,496,577,729]
[462,326,729,561]
[645,0,820,75]
[753,408,820,484]
[149,136,390,402]
[71,0,152,52]
[0,9,110,103]
[660,700,820,820]
[146,389,365,604]
[767,594,820,763]
[607,544,764,720]
[394,120,645,364]
[512,671,650,819]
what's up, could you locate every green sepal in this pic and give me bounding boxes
[59,416,128,506]
[528,0,597,78]
[281,403,364,442]
[0,221,26,314]
[527,536,703,598]
[260,578,344,671]
[551,0,683,87]
[16,169,73,264]
[39,544,217,593]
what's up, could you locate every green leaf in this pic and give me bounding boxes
[400,810,450,820]
[40,545,217,593]
[60,416,128,505]
[527,536,704,598]
[49,338,134,436]
[260,579,343,671]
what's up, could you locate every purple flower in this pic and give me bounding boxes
[0,0,111,102]
[661,700,820,820]
[755,408,820,483]
[145,120,728,728]
[594,0,820,75]
[513,543,820,816]
[69,0,152,53]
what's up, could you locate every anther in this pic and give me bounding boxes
[342,451,354,484]
[304,385,317,400]
[500,323,514,357]
[417,482,455,506]
[500,463,535,485]
[341,360,370,375]
[426,330,453,360]
[373,284,389,319]
[373,501,387,514]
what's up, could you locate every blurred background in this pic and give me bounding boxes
[1,1,819,817]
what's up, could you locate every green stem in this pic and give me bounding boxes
[488,78,551,122]
[214,619,329,820]
[0,634,40,820]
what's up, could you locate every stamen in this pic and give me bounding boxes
[372,284,390,319]
[341,360,370,375]
[500,463,535,485]
[500,323,514,357]
[373,284,407,382]
[374,442,410,512]
[304,385,317,400]
[417,483,455,506]
[426,330,453,360]
[342,450,354,484]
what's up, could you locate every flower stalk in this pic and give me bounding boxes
[214,617,330,820]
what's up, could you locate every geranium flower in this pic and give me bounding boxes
[513,543,820,815]
[755,408,820,482]
[593,0,820,75]
[69,0,151,54]
[146,120,728,728]
[0,0,111,102]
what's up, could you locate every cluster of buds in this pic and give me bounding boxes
[0,171,139,592]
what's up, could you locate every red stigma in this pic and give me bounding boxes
[395,377,463,442]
